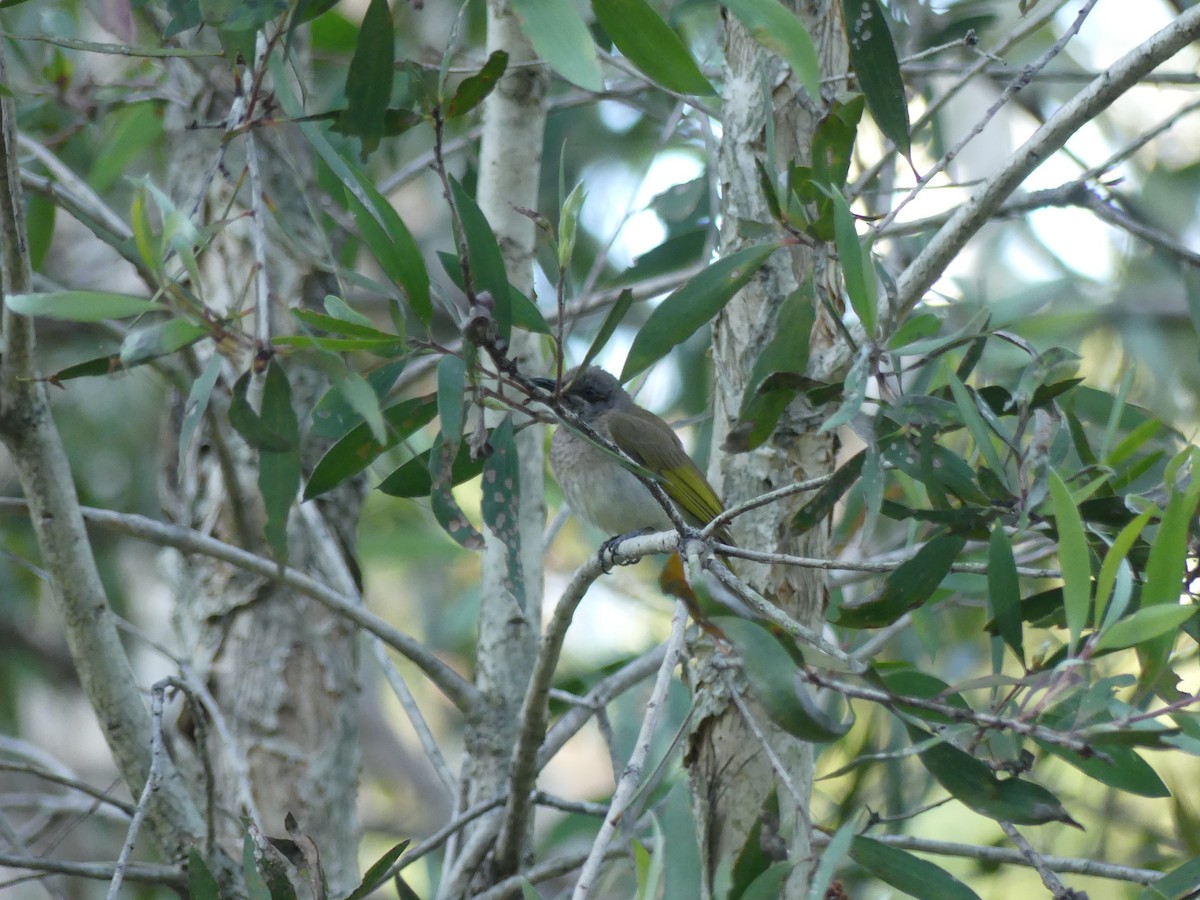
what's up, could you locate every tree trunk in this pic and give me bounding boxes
[693,4,848,896]
[160,48,362,896]
[449,0,548,893]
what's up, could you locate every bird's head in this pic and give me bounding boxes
[534,367,632,422]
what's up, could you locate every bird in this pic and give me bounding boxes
[533,367,731,549]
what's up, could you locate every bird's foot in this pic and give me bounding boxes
[599,528,654,572]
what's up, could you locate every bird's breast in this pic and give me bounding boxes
[549,428,674,536]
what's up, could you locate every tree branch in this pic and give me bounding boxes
[893,5,1200,316]
[0,499,482,715]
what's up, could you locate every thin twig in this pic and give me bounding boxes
[875,0,1101,235]
[0,499,481,714]
[105,681,171,900]
[892,4,1200,316]
[1000,822,1075,897]
[572,603,687,899]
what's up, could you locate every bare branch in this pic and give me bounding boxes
[894,5,1200,316]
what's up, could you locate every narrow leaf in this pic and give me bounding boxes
[909,725,1080,827]
[345,841,410,900]
[829,188,876,335]
[450,176,514,340]
[511,0,603,91]
[178,354,223,471]
[622,242,780,381]
[481,417,525,608]
[343,183,431,328]
[258,361,301,563]
[337,0,394,158]
[188,849,221,900]
[834,533,966,628]
[988,522,1024,662]
[579,288,634,373]
[591,0,715,95]
[377,440,487,498]
[438,354,467,451]
[944,366,1009,484]
[1097,605,1197,652]
[446,50,509,118]
[119,319,210,367]
[850,837,980,900]
[304,394,438,499]
[335,370,387,445]
[720,618,852,742]
[792,449,865,534]
[840,0,910,160]
[7,291,166,321]
[1048,469,1091,651]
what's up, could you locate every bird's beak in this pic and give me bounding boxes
[531,376,558,392]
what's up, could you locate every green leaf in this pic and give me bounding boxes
[335,370,387,445]
[740,286,816,413]
[723,0,820,99]
[292,308,396,340]
[119,319,210,367]
[987,522,1023,663]
[579,288,633,373]
[1097,605,1197,652]
[908,725,1080,827]
[557,180,588,271]
[178,353,223,472]
[1037,738,1168,798]
[343,182,431,327]
[188,848,220,900]
[449,176,514,340]
[840,0,910,161]
[242,832,271,900]
[719,618,852,742]
[482,417,525,608]
[1142,476,1200,609]
[345,841,410,900]
[1048,469,1091,651]
[834,533,966,628]
[511,0,603,91]
[808,821,855,900]
[740,864,794,900]
[436,250,549,335]
[88,102,164,193]
[337,0,395,158]
[7,291,166,321]
[591,0,715,95]
[1136,854,1200,900]
[377,440,488,498]
[828,189,876,336]
[446,50,509,118]
[258,361,301,563]
[732,287,816,451]
[438,354,467,451]
[792,449,865,534]
[1095,507,1153,625]
[430,438,485,549]
[312,358,405,439]
[229,371,298,453]
[812,95,865,192]
[819,344,870,433]
[304,394,438,499]
[944,366,1009,485]
[850,836,981,900]
[621,243,780,381]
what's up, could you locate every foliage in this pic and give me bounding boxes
[1,0,1199,898]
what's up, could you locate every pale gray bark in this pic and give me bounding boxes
[452,0,548,891]
[696,3,848,896]
[0,53,214,873]
[159,47,361,896]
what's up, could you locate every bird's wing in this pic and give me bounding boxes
[607,407,730,542]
